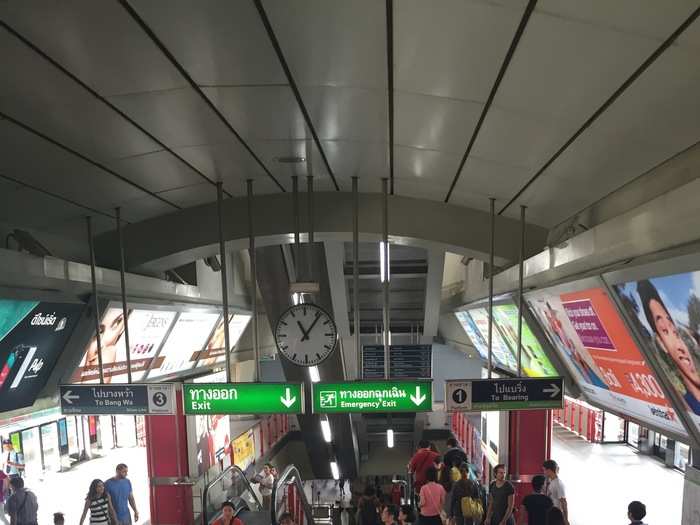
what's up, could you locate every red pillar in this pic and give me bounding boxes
[145,389,193,525]
[508,409,552,476]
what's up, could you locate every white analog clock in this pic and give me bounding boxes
[274,303,337,367]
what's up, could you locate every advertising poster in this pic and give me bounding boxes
[492,304,557,377]
[148,311,219,379]
[194,413,232,476]
[233,429,255,471]
[0,299,84,411]
[71,307,176,383]
[454,311,489,359]
[528,287,685,435]
[196,314,252,368]
[614,271,700,432]
[467,308,518,371]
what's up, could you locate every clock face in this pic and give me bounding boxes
[274,303,337,367]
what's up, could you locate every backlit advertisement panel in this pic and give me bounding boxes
[71,307,176,383]
[492,304,557,377]
[527,286,685,435]
[454,311,489,359]
[0,299,84,411]
[614,271,700,433]
[467,308,518,371]
[196,314,251,368]
[148,311,219,379]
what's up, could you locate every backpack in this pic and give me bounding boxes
[460,496,483,519]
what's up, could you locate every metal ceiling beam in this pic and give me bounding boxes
[118,0,286,192]
[386,0,395,195]
[443,0,537,203]
[420,248,445,343]
[0,111,180,210]
[94,192,549,272]
[0,21,230,198]
[252,0,340,191]
[499,5,700,215]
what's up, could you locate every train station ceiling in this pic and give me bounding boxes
[1,1,699,246]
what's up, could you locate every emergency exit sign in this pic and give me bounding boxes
[182,383,304,415]
[312,380,432,414]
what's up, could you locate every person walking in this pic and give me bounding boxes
[443,438,468,471]
[80,479,118,525]
[212,501,244,525]
[518,475,552,525]
[105,463,139,525]
[255,463,275,510]
[484,464,514,525]
[627,501,647,525]
[5,477,37,525]
[448,464,482,525]
[418,467,446,525]
[408,440,440,498]
[357,486,380,525]
[2,441,24,480]
[0,468,10,525]
[542,461,567,525]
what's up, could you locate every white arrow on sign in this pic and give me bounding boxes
[280,387,297,408]
[543,383,561,398]
[410,386,426,406]
[62,390,79,404]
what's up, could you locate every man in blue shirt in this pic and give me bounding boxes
[105,464,139,525]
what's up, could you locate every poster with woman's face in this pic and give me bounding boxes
[615,274,700,421]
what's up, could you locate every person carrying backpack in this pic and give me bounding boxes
[443,439,468,471]
[5,477,37,525]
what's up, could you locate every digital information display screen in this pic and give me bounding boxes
[362,345,432,379]
[71,307,177,384]
[527,286,686,436]
[0,299,84,411]
[614,270,700,435]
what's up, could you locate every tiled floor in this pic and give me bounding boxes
[552,425,683,525]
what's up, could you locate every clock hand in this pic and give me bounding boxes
[297,320,309,339]
[301,313,322,341]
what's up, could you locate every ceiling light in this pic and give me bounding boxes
[330,461,340,480]
[309,366,320,383]
[277,156,306,164]
[321,417,332,443]
[387,429,394,448]
[379,242,390,283]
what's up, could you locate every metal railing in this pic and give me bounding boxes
[271,465,314,525]
[202,465,262,525]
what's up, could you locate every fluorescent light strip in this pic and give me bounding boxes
[387,429,394,448]
[330,461,340,480]
[309,366,320,383]
[321,417,332,443]
[379,242,385,283]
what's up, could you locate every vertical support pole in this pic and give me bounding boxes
[382,178,390,379]
[216,182,233,383]
[353,176,361,379]
[307,175,314,282]
[86,216,104,385]
[115,207,133,384]
[247,179,261,382]
[293,176,300,278]
[488,198,495,379]
[517,205,526,377]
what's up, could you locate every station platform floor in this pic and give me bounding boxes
[551,424,683,525]
[21,445,151,525]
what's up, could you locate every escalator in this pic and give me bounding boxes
[201,464,314,525]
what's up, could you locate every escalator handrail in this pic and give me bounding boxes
[202,464,263,525]
[271,464,314,525]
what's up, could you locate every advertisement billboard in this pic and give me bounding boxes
[0,299,84,411]
[492,303,558,377]
[613,271,700,434]
[196,314,251,368]
[454,311,489,359]
[148,311,220,379]
[71,307,176,383]
[465,308,518,371]
[527,285,685,436]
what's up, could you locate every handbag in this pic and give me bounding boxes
[460,496,483,519]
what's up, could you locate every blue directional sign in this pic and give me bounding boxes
[445,377,564,412]
[59,384,175,415]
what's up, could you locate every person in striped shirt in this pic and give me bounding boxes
[80,479,117,525]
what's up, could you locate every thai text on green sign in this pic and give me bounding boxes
[183,383,304,415]
[312,380,432,413]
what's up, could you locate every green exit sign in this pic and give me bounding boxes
[183,383,304,415]
[312,380,432,414]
